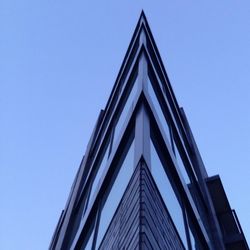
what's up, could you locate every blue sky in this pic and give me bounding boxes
[1,1,250,249]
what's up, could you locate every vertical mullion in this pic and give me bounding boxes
[134,53,150,169]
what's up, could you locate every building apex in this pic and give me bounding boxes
[138,10,149,28]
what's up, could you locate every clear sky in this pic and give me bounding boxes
[1,1,250,249]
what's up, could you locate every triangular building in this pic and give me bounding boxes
[50,12,249,250]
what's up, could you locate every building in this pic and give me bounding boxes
[50,12,249,250]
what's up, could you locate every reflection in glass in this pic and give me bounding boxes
[81,229,94,250]
[189,228,196,250]
[150,140,187,248]
[95,141,135,249]
[189,226,202,250]
[173,140,190,184]
[85,142,110,213]
[147,76,172,146]
[113,79,137,145]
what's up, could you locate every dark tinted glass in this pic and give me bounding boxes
[81,230,94,250]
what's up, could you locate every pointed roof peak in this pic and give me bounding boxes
[138,10,148,26]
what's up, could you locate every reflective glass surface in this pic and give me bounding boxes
[190,228,203,250]
[85,142,110,213]
[173,140,190,184]
[95,140,135,249]
[81,230,94,250]
[150,140,187,248]
[113,79,137,145]
[189,228,197,250]
[147,76,172,146]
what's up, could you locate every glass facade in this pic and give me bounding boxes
[113,78,137,146]
[173,140,191,184]
[148,75,191,186]
[85,140,110,214]
[51,14,247,250]
[95,140,135,249]
[147,76,172,146]
[189,228,197,250]
[150,140,187,248]
[82,230,94,250]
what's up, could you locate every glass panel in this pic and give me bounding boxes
[113,79,137,145]
[189,226,203,250]
[95,140,135,249]
[150,140,187,248]
[81,229,94,250]
[147,76,172,146]
[85,141,110,213]
[189,228,196,250]
[173,140,190,184]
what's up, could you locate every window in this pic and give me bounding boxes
[85,140,110,214]
[95,140,135,249]
[189,228,196,250]
[113,78,137,146]
[173,139,191,184]
[81,230,94,250]
[147,76,172,146]
[150,140,188,248]
[147,73,191,185]
[188,222,203,250]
